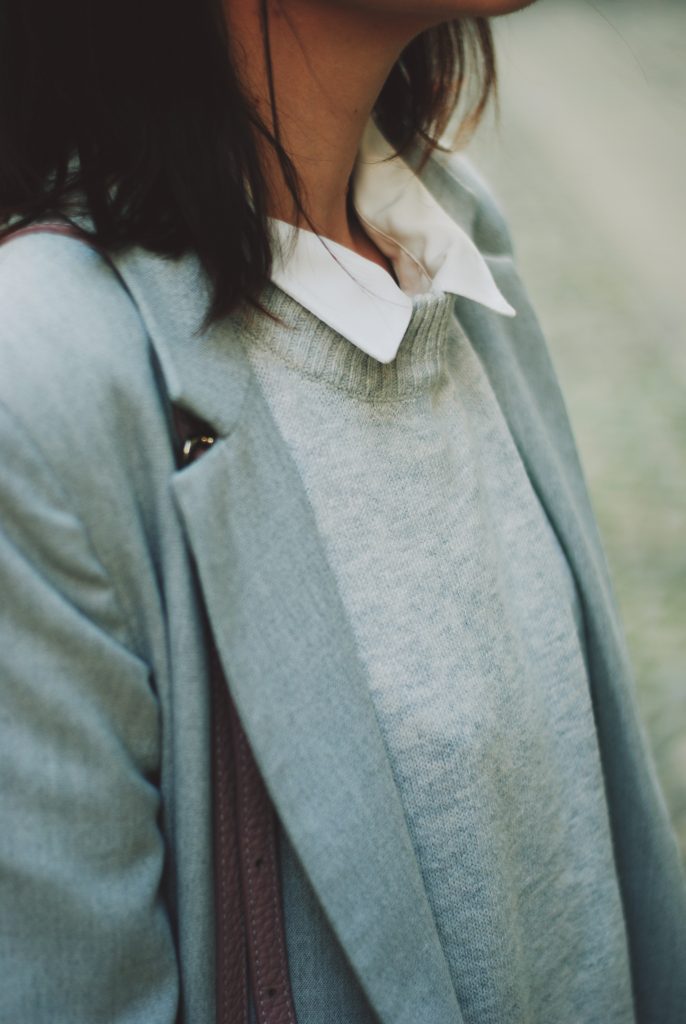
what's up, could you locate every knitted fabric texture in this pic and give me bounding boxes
[238,281,636,1024]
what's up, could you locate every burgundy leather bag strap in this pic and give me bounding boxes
[173,407,298,1024]
[0,220,298,1024]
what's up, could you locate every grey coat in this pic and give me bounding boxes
[1,145,684,1024]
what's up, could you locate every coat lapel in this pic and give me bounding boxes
[107,243,464,1024]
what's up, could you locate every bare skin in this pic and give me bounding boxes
[223,0,537,276]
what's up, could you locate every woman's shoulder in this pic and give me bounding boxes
[0,228,169,483]
[0,227,153,424]
[0,228,174,577]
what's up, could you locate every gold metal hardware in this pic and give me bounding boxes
[182,434,216,462]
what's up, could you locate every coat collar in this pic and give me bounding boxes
[104,143,629,1024]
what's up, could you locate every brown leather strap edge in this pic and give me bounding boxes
[229,703,297,1024]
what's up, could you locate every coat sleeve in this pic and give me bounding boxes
[0,398,179,1023]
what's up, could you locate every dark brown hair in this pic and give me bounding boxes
[0,0,497,333]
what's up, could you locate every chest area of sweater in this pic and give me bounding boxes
[242,314,605,834]
[243,317,585,687]
[242,319,634,1022]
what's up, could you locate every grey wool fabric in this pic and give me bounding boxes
[2,142,685,1024]
[238,281,636,1024]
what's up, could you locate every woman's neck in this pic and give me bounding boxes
[223,0,428,257]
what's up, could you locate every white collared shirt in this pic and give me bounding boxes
[267,116,516,365]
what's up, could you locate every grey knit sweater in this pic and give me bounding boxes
[238,281,636,1024]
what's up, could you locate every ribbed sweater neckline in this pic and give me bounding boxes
[237,282,456,402]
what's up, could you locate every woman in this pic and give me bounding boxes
[0,1,684,1022]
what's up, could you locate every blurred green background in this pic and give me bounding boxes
[465,0,686,862]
